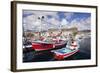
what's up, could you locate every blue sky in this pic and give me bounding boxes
[57,12,90,21]
[23,10,91,31]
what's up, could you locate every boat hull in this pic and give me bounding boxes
[52,48,79,60]
[32,41,67,51]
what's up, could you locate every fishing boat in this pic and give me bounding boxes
[52,39,79,60]
[31,16,67,51]
[32,39,67,51]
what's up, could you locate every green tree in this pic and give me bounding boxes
[72,31,77,39]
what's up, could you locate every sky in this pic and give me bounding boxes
[23,10,91,31]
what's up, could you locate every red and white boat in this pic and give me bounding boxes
[52,40,79,60]
[53,49,79,60]
[30,15,68,51]
[32,40,67,51]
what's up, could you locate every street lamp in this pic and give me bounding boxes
[37,15,45,36]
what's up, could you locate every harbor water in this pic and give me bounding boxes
[23,37,91,62]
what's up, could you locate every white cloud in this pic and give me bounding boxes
[47,18,60,25]
[68,17,91,30]
[23,10,33,15]
[60,18,69,28]
[31,11,59,19]
[61,18,69,25]
[23,14,37,31]
[23,10,61,31]
[23,10,91,31]
[64,12,74,20]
